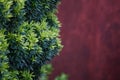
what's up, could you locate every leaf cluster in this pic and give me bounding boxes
[0,0,62,79]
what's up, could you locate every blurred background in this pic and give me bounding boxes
[50,0,120,80]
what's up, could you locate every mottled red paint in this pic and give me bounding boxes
[50,0,120,80]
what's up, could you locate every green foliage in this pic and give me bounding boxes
[40,64,53,80]
[0,0,62,80]
[55,73,68,80]
[40,64,68,80]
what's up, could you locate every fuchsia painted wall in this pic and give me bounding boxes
[50,0,120,80]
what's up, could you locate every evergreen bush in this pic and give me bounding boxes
[0,0,62,79]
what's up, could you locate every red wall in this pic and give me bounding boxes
[50,0,120,80]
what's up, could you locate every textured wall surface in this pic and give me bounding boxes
[50,0,120,80]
